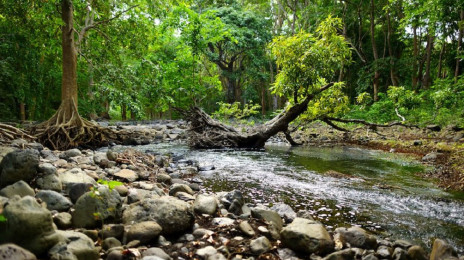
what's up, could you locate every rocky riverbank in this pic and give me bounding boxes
[0,121,463,260]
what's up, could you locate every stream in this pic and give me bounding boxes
[125,142,464,253]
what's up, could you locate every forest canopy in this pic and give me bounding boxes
[0,0,463,128]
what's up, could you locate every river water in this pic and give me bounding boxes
[128,142,464,252]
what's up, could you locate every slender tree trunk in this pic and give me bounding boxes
[130,110,136,120]
[423,33,434,89]
[456,9,464,81]
[438,41,446,79]
[370,0,380,101]
[387,11,399,86]
[20,103,26,121]
[412,27,419,90]
[61,0,78,111]
[121,104,127,121]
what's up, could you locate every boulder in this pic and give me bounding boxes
[126,221,163,245]
[50,230,98,260]
[142,247,172,260]
[194,194,218,215]
[334,226,377,249]
[101,224,125,240]
[36,164,62,192]
[169,183,194,196]
[60,168,97,189]
[250,236,271,255]
[0,149,39,187]
[430,239,457,260]
[106,150,118,161]
[280,218,334,255]
[102,237,122,251]
[67,183,94,203]
[113,169,138,182]
[323,249,355,260]
[122,196,194,235]
[72,186,122,228]
[270,203,297,222]
[54,212,73,229]
[407,245,427,260]
[0,180,35,198]
[36,190,72,212]
[0,196,59,255]
[60,149,82,159]
[239,221,256,237]
[0,243,37,260]
[251,207,283,231]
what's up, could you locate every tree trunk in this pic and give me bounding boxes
[20,103,26,121]
[61,0,78,108]
[437,41,446,79]
[422,33,434,89]
[370,0,380,101]
[387,11,399,86]
[182,83,334,148]
[412,27,419,90]
[130,110,136,120]
[121,104,127,121]
[456,9,464,81]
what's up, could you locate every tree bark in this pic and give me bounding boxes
[61,0,78,108]
[437,41,446,79]
[121,104,127,121]
[182,83,334,148]
[20,103,26,121]
[370,0,380,101]
[456,9,464,81]
[422,33,434,88]
[412,27,419,90]
[387,11,399,86]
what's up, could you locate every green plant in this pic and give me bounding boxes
[0,213,7,222]
[213,101,261,121]
[97,179,123,190]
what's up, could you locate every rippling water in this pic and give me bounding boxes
[127,142,464,252]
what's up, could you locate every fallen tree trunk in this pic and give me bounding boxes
[181,83,334,148]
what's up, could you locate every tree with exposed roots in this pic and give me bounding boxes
[182,17,353,148]
[32,0,113,150]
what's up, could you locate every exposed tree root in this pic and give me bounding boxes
[0,123,36,144]
[322,116,419,132]
[31,100,117,150]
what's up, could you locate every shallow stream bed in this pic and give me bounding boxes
[129,142,464,253]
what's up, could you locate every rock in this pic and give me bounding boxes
[430,239,457,260]
[169,183,194,196]
[323,249,355,260]
[142,247,172,260]
[0,149,39,187]
[362,253,379,260]
[407,245,427,260]
[114,185,128,197]
[40,149,58,161]
[72,185,122,228]
[122,196,194,235]
[60,168,97,189]
[250,236,271,255]
[54,212,73,229]
[270,203,297,222]
[60,149,82,159]
[107,150,118,161]
[452,133,464,142]
[67,183,94,203]
[0,146,17,162]
[297,210,315,220]
[0,196,59,255]
[126,188,160,204]
[51,230,98,260]
[251,207,283,231]
[101,224,125,240]
[156,174,171,184]
[82,230,98,242]
[393,240,413,249]
[93,153,109,168]
[334,226,377,249]
[196,246,217,257]
[212,217,235,226]
[0,180,35,198]
[176,191,195,201]
[422,152,443,162]
[427,125,441,132]
[413,140,423,146]
[126,221,163,245]
[194,194,218,215]
[102,237,122,251]
[36,190,72,211]
[239,221,256,237]
[106,250,124,260]
[280,218,334,255]
[376,245,393,258]
[0,243,37,260]
[393,247,408,260]
[36,164,62,192]
[221,190,244,210]
[193,228,214,237]
[113,169,138,182]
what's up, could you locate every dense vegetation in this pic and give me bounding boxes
[0,0,463,127]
